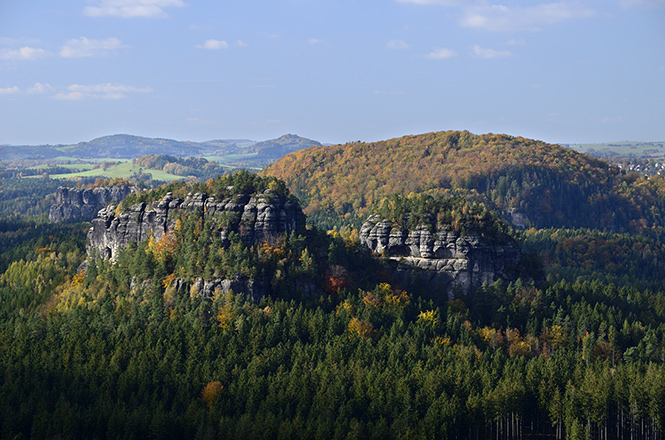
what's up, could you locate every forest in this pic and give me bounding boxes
[3,132,665,439]
[263,131,665,233]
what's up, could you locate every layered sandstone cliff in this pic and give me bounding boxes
[49,186,137,222]
[360,215,521,299]
[86,189,306,261]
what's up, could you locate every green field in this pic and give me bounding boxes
[48,161,183,181]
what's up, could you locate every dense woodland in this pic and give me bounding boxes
[3,134,665,439]
[263,131,665,233]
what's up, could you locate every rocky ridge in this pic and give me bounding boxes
[49,186,137,223]
[360,215,521,299]
[86,189,306,261]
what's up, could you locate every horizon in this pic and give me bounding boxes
[2,130,665,149]
[1,1,664,146]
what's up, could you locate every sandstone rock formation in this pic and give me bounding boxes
[360,215,521,299]
[49,186,137,222]
[86,189,306,261]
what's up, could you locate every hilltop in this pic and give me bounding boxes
[5,137,665,439]
[245,134,322,159]
[263,130,665,232]
[0,133,323,169]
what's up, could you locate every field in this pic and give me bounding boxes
[47,160,183,181]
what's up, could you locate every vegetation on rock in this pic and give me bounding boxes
[5,131,665,439]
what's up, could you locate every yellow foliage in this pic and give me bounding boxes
[361,283,410,310]
[162,273,177,288]
[362,290,382,308]
[417,310,438,325]
[433,335,451,347]
[336,299,353,315]
[216,303,237,332]
[540,325,568,349]
[348,317,376,339]
[477,326,505,350]
[147,230,179,262]
[259,240,286,261]
[71,270,86,287]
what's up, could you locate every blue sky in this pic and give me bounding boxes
[0,0,663,146]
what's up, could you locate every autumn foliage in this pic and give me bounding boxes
[263,130,665,233]
[201,381,224,408]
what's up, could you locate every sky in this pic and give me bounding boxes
[0,0,664,146]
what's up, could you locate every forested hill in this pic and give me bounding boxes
[262,130,665,232]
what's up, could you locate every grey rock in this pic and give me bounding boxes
[360,215,521,299]
[49,186,138,222]
[86,189,306,261]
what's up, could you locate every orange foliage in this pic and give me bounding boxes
[324,265,351,294]
[201,381,224,408]
[348,317,376,339]
[147,230,179,262]
[71,270,86,287]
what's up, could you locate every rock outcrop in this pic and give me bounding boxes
[86,189,306,261]
[49,186,137,223]
[360,215,521,299]
[170,277,266,303]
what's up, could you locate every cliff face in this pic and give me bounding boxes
[49,186,137,223]
[86,189,306,261]
[360,215,521,299]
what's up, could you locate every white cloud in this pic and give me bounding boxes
[0,46,48,60]
[0,86,20,95]
[197,39,229,50]
[237,40,249,47]
[59,37,125,58]
[308,38,326,46]
[396,0,460,5]
[55,83,152,100]
[425,48,457,59]
[387,39,410,49]
[83,0,186,18]
[460,2,596,32]
[28,83,55,94]
[472,44,512,59]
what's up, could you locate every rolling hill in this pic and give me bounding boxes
[262,130,665,232]
[1,134,322,166]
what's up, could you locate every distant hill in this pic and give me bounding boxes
[0,134,321,166]
[0,145,62,162]
[65,134,220,158]
[566,141,665,160]
[247,134,322,159]
[262,130,665,232]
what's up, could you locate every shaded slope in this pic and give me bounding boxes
[263,130,665,231]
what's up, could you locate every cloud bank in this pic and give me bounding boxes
[197,39,229,50]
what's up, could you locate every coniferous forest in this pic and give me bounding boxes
[4,132,665,439]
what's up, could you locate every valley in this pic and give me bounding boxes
[2,130,665,439]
